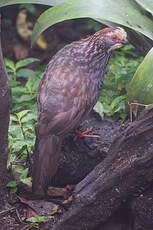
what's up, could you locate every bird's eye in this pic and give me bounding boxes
[108,34,118,41]
[112,35,117,41]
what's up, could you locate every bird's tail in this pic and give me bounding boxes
[32,134,62,193]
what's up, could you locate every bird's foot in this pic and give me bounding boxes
[73,128,100,141]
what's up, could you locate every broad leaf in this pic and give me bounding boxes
[126,48,153,105]
[13,165,24,173]
[135,0,153,14]
[16,110,30,119]
[15,58,39,70]
[16,69,37,78]
[9,125,22,136]
[21,112,37,122]
[5,58,15,72]
[14,94,34,103]
[110,95,125,110]
[20,168,29,178]
[7,181,17,188]
[10,114,18,121]
[20,177,32,185]
[31,0,153,45]
[93,101,104,119]
[12,87,28,93]
[27,216,53,223]
[0,0,66,8]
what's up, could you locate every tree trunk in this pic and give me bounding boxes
[0,14,12,208]
[51,106,153,230]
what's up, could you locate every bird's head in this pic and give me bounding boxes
[94,27,128,53]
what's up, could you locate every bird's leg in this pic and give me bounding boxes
[73,128,100,141]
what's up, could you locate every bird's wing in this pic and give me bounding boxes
[37,53,91,137]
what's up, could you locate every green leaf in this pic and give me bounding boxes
[14,95,34,103]
[31,0,153,45]
[13,165,24,173]
[16,110,30,120]
[20,177,32,185]
[9,125,22,136]
[6,67,14,74]
[8,76,20,87]
[5,58,15,72]
[20,168,29,178]
[110,95,125,110]
[93,101,104,119]
[26,77,41,92]
[7,153,17,164]
[16,68,37,78]
[100,103,112,116]
[12,87,28,94]
[15,58,40,70]
[114,101,125,113]
[27,216,53,223]
[10,141,26,152]
[7,181,18,188]
[21,112,37,122]
[126,48,153,105]
[10,187,17,193]
[0,0,66,8]
[10,114,18,122]
[135,0,153,14]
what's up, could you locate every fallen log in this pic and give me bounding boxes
[131,189,153,230]
[52,112,119,187]
[51,106,153,230]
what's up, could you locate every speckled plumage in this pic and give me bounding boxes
[32,27,128,192]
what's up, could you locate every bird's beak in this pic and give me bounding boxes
[121,38,129,45]
[107,37,129,53]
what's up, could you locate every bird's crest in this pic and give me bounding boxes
[106,27,127,40]
[95,27,127,39]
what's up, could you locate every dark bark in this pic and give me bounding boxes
[0,14,12,208]
[131,189,153,230]
[51,106,153,230]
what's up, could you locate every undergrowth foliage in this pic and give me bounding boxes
[5,58,44,191]
[94,45,143,120]
[5,45,143,190]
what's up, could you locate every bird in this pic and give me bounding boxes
[32,27,128,193]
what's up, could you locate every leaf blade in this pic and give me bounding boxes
[15,58,40,70]
[126,47,153,105]
[31,0,153,45]
[135,0,153,14]
[0,0,66,8]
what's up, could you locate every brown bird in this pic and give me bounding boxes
[32,27,128,193]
